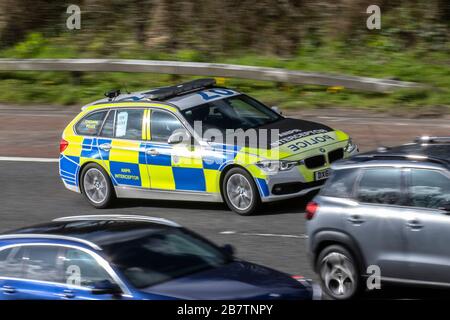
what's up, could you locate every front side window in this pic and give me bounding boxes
[356,168,403,205]
[63,248,115,288]
[22,246,63,283]
[150,110,185,143]
[181,94,281,134]
[114,109,144,140]
[407,169,450,209]
[320,169,359,198]
[75,111,108,136]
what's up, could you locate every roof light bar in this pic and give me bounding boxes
[146,78,216,101]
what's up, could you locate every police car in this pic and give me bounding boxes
[59,79,357,215]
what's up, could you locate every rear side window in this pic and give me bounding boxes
[100,110,115,138]
[75,111,108,136]
[356,168,403,205]
[114,109,145,140]
[0,247,25,278]
[23,246,63,283]
[320,169,359,198]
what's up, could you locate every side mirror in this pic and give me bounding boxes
[438,203,450,214]
[271,106,282,115]
[91,280,122,296]
[168,129,191,145]
[221,244,235,257]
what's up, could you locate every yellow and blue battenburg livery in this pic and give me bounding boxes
[59,79,358,215]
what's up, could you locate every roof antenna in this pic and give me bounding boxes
[104,89,121,101]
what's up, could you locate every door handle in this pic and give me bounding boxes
[99,143,112,151]
[62,289,75,298]
[406,220,423,230]
[347,215,365,224]
[146,149,159,156]
[2,286,16,294]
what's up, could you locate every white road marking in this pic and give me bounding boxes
[0,156,59,163]
[220,230,308,239]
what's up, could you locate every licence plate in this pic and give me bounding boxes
[314,168,331,181]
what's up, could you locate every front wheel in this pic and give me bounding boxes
[80,163,115,209]
[317,245,361,300]
[222,168,261,216]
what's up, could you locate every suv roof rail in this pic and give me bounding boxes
[354,153,449,166]
[53,214,180,227]
[415,136,450,144]
[145,78,216,101]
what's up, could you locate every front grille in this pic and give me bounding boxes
[272,180,326,195]
[328,148,344,163]
[304,155,326,169]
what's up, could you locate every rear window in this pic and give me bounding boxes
[320,169,359,198]
[75,111,107,136]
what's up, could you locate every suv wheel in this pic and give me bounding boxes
[317,245,360,300]
[222,168,260,215]
[81,163,115,208]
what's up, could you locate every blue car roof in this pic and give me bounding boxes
[2,216,180,250]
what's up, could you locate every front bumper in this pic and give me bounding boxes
[259,145,358,202]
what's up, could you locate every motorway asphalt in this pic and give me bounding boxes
[0,161,317,279]
[3,160,450,299]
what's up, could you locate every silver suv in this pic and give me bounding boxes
[306,137,450,299]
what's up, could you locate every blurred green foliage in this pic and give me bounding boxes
[0,0,448,112]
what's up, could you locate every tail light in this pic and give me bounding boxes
[305,201,318,220]
[60,138,69,153]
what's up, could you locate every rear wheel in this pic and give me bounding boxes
[222,168,260,215]
[317,245,361,300]
[80,163,115,209]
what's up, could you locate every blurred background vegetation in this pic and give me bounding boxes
[0,0,448,113]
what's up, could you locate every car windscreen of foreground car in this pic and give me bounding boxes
[101,226,231,288]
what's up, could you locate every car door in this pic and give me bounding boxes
[146,109,206,192]
[346,167,410,279]
[400,167,450,284]
[0,245,67,300]
[103,108,151,189]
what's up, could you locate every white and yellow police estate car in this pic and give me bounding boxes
[59,79,358,215]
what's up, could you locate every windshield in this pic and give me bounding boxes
[181,94,282,134]
[103,227,230,289]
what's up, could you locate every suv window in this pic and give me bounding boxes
[356,168,403,205]
[76,111,108,136]
[114,109,145,140]
[407,169,450,209]
[23,246,63,283]
[150,110,185,143]
[63,248,115,288]
[320,169,359,198]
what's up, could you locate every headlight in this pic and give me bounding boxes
[256,160,299,173]
[344,138,357,153]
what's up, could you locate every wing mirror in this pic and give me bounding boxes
[271,106,282,115]
[438,203,450,214]
[91,280,122,296]
[221,244,235,257]
[167,129,191,145]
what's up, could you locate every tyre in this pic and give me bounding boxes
[222,167,261,215]
[317,245,361,300]
[80,163,115,209]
